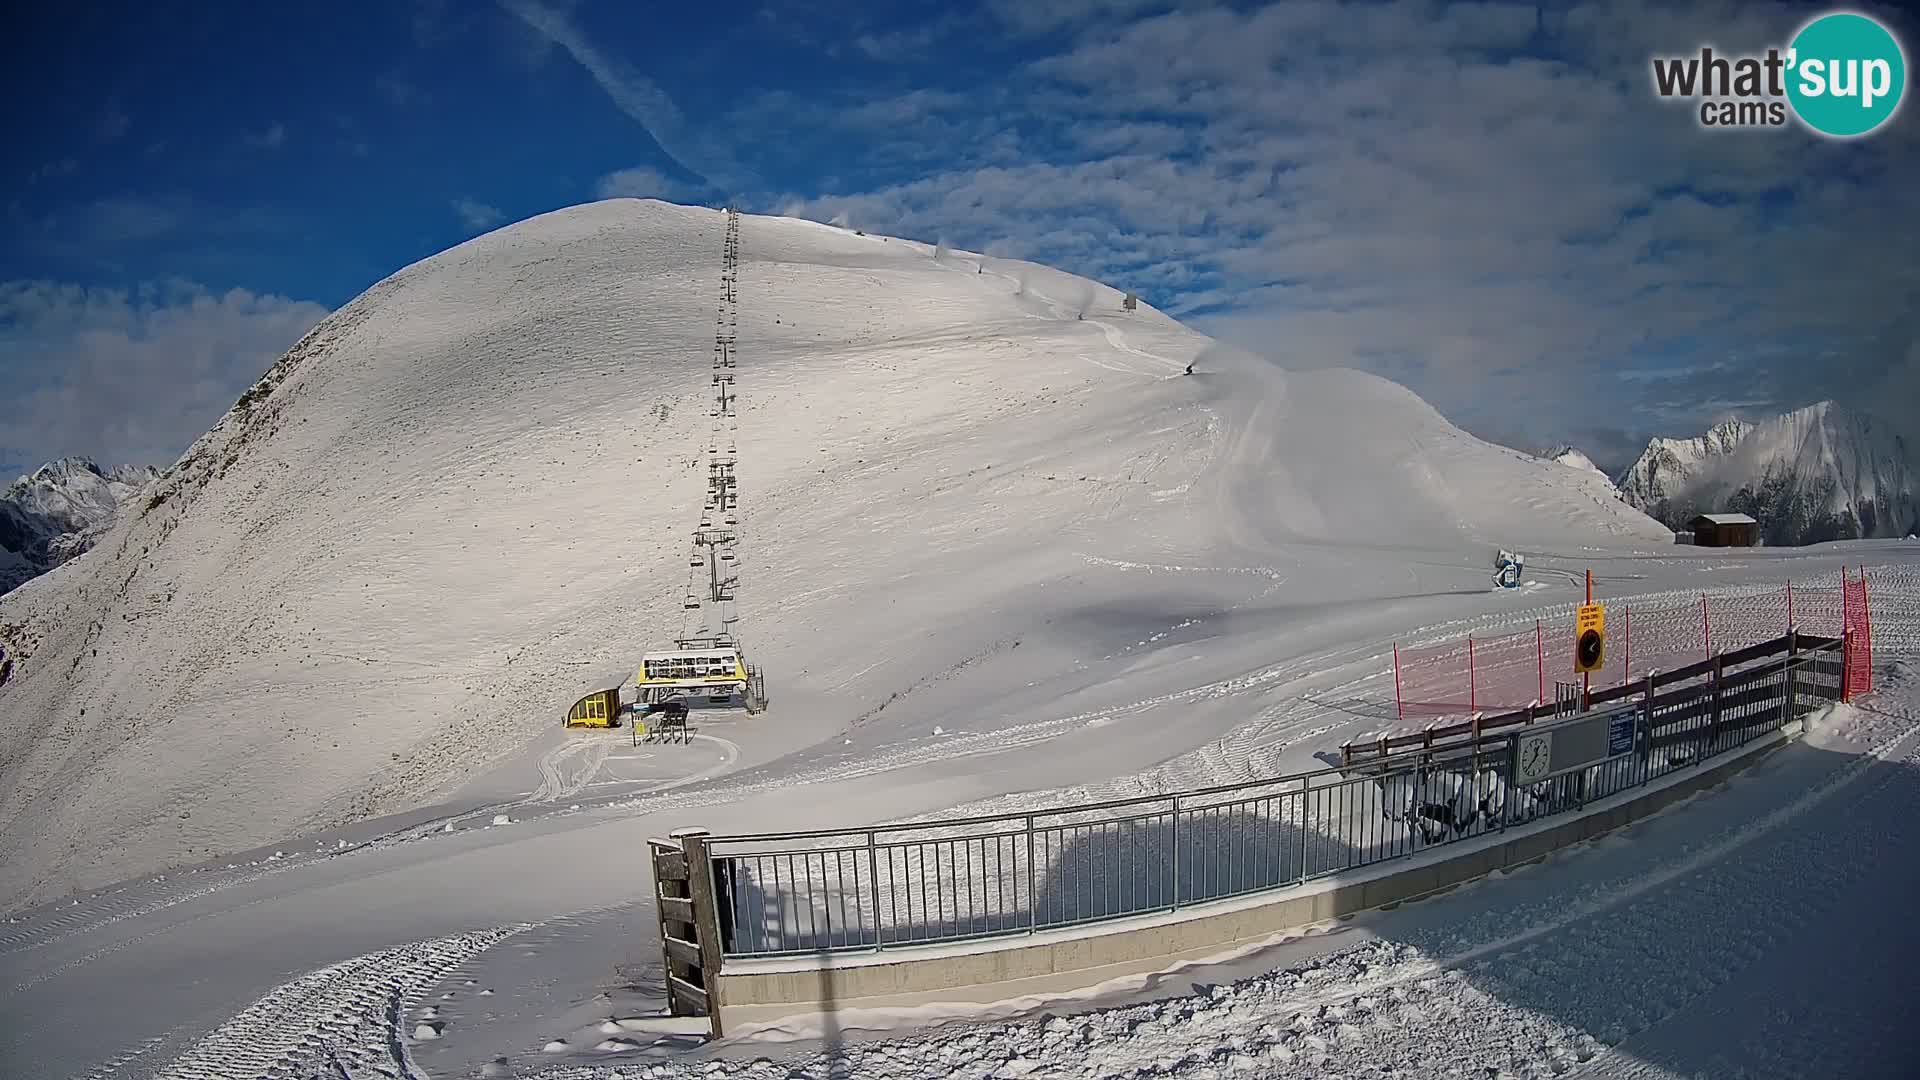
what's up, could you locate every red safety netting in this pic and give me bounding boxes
[1468,627,1546,713]
[1792,584,1846,639]
[1704,590,1793,655]
[1593,600,1701,684]
[1844,569,1873,698]
[1392,638,1475,718]
[1390,578,1870,723]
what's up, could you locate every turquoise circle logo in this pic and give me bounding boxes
[1786,11,1907,137]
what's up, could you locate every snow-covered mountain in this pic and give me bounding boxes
[0,198,1669,909]
[1617,402,1919,545]
[1543,446,1617,490]
[1,458,161,595]
[1615,420,1754,510]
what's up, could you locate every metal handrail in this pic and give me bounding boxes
[708,639,1840,851]
[701,637,1842,957]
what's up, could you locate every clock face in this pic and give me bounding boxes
[1517,733,1553,782]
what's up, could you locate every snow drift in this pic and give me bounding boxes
[0,199,1669,911]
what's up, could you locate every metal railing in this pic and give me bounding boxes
[700,634,1844,958]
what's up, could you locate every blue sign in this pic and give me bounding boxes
[1608,712,1636,756]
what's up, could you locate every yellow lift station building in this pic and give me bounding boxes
[636,647,748,703]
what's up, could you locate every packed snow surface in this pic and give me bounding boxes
[3,200,1916,1080]
[499,676,1920,1080]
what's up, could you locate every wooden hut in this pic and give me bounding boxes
[1690,513,1759,547]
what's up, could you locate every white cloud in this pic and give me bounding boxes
[498,0,742,191]
[773,0,1920,444]
[452,198,505,231]
[852,20,956,60]
[27,159,78,184]
[7,194,294,268]
[376,72,426,107]
[0,280,329,470]
[98,101,130,141]
[986,0,1181,37]
[245,123,288,150]
[594,167,691,202]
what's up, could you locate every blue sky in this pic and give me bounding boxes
[3,0,1917,478]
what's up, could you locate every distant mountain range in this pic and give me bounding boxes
[1,458,161,595]
[1563,401,1920,546]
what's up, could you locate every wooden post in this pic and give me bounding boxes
[1535,619,1544,704]
[650,840,683,1004]
[1467,636,1476,715]
[1392,643,1404,723]
[1642,672,1656,769]
[651,837,704,1021]
[1622,605,1632,688]
[1840,568,1852,702]
[672,827,727,1040]
[1705,653,1724,762]
[1701,593,1713,661]
[1860,572,1874,697]
[1784,628,1798,726]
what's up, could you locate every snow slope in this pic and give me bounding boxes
[0,458,159,595]
[0,198,1669,914]
[1619,402,1920,544]
[3,550,1911,1080]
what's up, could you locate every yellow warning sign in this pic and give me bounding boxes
[1574,603,1607,673]
[1576,603,1605,634]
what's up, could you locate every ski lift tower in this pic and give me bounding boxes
[693,526,737,604]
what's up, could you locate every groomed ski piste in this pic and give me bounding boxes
[0,199,1916,1079]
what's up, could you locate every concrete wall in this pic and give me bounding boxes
[714,727,1793,1033]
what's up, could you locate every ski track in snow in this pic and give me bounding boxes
[150,926,527,1080]
[18,588,1910,1080]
